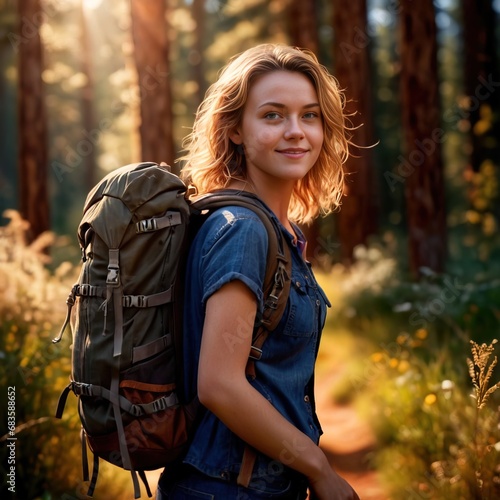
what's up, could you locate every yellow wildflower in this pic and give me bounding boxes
[415,328,428,340]
[465,210,481,224]
[398,360,410,373]
[482,213,497,236]
[397,333,410,345]
[424,393,437,406]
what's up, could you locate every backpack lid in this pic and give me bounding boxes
[79,162,187,250]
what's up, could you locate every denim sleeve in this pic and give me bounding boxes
[199,208,268,312]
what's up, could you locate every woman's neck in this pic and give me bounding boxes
[227,179,294,233]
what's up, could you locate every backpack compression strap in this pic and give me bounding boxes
[52,284,173,344]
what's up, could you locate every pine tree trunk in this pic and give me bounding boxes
[399,0,447,278]
[17,0,49,241]
[130,0,174,165]
[288,0,319,53]
[333,0,378,265]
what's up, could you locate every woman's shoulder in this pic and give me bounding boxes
[207,204,268,224]
[193,205,269,252]
[202,204,269,233]
[189,205,269,302]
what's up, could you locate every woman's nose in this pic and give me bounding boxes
[283,116,304,140]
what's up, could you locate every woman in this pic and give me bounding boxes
[157,44,359,499]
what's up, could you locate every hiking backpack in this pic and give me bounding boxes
[53,161,291,498]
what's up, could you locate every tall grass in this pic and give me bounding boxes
[0,211,132,499]
[317,243,500,499]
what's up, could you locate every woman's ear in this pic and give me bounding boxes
[229,128,243,145]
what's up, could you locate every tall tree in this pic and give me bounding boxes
[288,0,319,53]
[462,0,500,173]
[17,0,49,241]
[332,0,378,265]
[399,0,447,278]
[130,0,174,164]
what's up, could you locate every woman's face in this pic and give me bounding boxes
[230,70,324,189]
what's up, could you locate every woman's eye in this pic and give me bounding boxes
[303,112,319,119]
[264,112,281,120]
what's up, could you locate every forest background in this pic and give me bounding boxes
[1,0,500,499]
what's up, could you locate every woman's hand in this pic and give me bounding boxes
[307,456,360,500]
[309,478,360,500]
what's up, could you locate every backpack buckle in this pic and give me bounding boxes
[79,284,96,297]
[123,295,146,308]
[74,382,94,397]
[249,346,263,361]
[136,218,157,233]
[106,266,120,286]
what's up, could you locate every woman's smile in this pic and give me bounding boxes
[276,147,309,159]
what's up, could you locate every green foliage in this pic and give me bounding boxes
[365,336,500,499]
[319,242,500,499]
[0,211,132,499]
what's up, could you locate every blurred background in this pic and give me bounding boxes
[1,0,500,498]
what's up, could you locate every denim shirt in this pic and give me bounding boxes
[181,203,331,486]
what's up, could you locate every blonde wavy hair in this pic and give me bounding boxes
[179,44,352,224]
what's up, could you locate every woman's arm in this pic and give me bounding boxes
[198,280,359,500]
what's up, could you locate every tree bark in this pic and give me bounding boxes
[333,0,378,265]
[17,0,49,241]
[288,0,319,53]
[399,0,447,278]
[130,0,174,165]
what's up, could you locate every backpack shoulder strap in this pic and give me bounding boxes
[191,190,292,367]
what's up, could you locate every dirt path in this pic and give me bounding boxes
[315,368,387,500]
